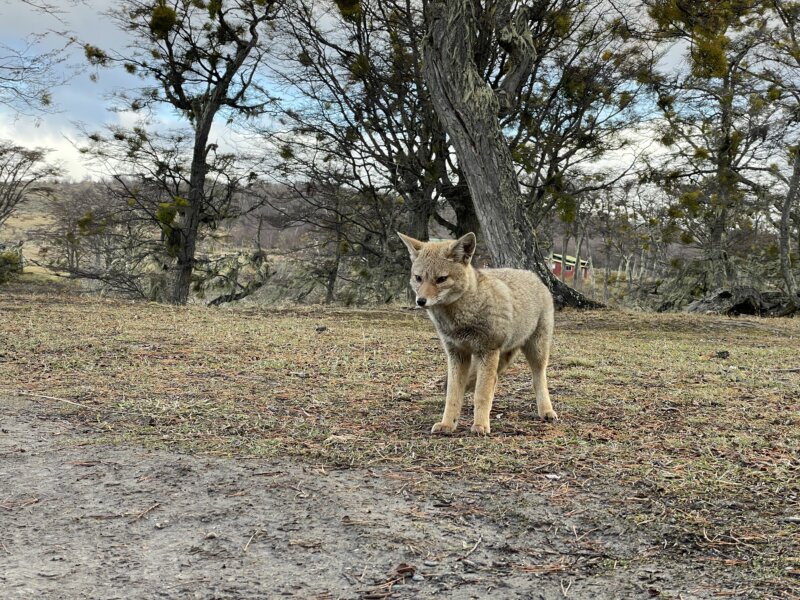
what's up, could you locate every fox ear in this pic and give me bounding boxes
[397,232,424,260]
[449,232,476,264]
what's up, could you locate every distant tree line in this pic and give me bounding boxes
[0,0,799,312]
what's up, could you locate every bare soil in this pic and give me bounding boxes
[2,395,756,600]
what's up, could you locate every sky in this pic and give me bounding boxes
[0,0,174,179]
[0,0,689,182]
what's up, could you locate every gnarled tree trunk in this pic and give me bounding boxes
[422,0,601,309]
[779,148,800,313]
[170,120,212,305]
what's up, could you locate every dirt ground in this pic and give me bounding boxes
[2,395,752,600]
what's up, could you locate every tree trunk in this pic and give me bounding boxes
[708,73,736,292]
[637,248,646,284]
[407,192,436,241]
[167,159,205,304]
[573,224,586,291]
[780,150,800,310]
[560,230,569,283]
[603,243,612,304]
[326,215,344,304]
[439,174,482,238]
[423,0,600,308]
[627,256,635,294]
[707,211,729,291]
[169,124,212,305]
[325,250,341,304]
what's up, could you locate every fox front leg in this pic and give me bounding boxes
[432,350,470,434]
[471,350,500,436]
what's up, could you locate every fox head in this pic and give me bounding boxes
[397,232,477,308]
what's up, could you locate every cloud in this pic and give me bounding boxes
[0,0,141,178]
[0,117,82,179]
[0,1,275,179]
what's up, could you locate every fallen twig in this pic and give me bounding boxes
[459,535,482,560]
[242,528,260,552]
[132,502,160,522]
[0,496,39,511]
[16,391,94,411]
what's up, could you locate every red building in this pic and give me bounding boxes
[549,253,591,281]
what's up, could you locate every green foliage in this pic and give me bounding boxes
[298,50,313,68]
[0,251,22,284]
[749,93,765,112]
[648,1,768,80]
[656,94,675,112]
[660,132,676,146]
[279,145,294,160]
[334,0,361,22]
[349,54,371,82]
[666,205,683,219]
[207,0,222,19]
[84,44,110,66]
[555,194,577,224]
[678,190,703,216]
[388,29,412,81]
[728,130,743,156]
[693,147,710,160]
[767,86,781,102]
[691,35,729,78]
[77,211,107,236]
[344,126,359,143]
[155,202,178,226]
[547,10,572,38]
[150,2,178,39]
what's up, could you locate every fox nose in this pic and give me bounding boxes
[416,297,427,307]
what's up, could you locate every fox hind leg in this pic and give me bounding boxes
[523,320,557,422]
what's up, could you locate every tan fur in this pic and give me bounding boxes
[398,231,557,435]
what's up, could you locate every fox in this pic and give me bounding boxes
[398,231,557,435]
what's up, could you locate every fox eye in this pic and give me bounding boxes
[436,275,448,284]
[414,275,422,282]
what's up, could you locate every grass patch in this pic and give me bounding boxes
[1,281,798,596]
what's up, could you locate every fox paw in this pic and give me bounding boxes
[470,423,490,436]
[539,409,558,422]
[431,422,456,434]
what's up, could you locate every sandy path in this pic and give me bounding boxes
[1,397,726,599]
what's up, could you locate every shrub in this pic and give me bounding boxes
[0,249,23,284]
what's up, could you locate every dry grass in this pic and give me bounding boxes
[1,279,798,596]
[1,209,54,265]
